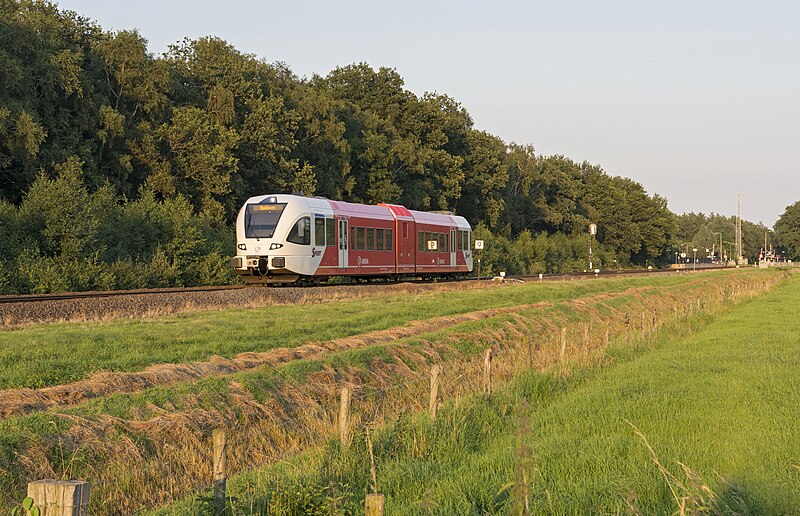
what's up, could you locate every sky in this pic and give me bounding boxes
[56,0,800,227]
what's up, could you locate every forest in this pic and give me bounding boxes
[0,1,778,294]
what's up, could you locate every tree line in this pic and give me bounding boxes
[0,1,784,293]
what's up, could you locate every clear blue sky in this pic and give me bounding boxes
[57,0,800,227]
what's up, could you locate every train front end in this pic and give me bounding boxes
[230,194,330,284]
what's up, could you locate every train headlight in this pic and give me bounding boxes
[269,243,283,250]
[237,243,246,250]
[272,257,286,268]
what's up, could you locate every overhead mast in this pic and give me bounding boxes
[736,193,743,264]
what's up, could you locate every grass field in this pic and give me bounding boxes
[0,274,722,389]
[0,269,789,513]
[152,268,800,514]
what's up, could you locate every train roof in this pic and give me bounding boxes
[242,194,470,228]
[408,209,470,229]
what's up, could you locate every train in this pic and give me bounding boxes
[230,194,473,284]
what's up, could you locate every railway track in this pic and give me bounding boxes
[0,265,728,305]
[0,285,246,305]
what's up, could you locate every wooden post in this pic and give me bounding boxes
[339,386,352,447]
[560,328,567,360]
[526,336,533,369]
[366,494,385,516]
[483,348,493,395]
[641,311,646,339]
[605,322,610,347]
[212,429,227,513]
[429,364,440,420]
[652,307,658,332]
[27,480,90,516]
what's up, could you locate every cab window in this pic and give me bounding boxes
[287,217,310,245]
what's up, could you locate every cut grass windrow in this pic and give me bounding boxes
[0,273,732,390]
[0,269,787,513]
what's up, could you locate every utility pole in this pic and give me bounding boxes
[736,193,743,264]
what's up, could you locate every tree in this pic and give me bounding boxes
[774,201,800,260]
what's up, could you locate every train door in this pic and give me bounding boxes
[450,228,456,267]
[338,218,348,269]
[398,220,415,273]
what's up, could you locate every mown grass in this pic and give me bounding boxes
[0,273,722,389]
[152,269,800,514]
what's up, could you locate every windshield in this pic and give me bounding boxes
[245,203,286,238]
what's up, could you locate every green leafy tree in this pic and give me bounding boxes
[774,201,800,259]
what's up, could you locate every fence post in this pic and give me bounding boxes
[560,328,567,360]
[483,349,493,395]
[366,494,385,516]
[526,336,533,369]
[339,386,352,447]
[212,429,227,513]
[429,364,440,420]
[652,307,658,332]
[605,322,610,347]
[27,480,90,516]
[641,311,646,339]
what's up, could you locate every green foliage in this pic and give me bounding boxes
[675,212,771,262]
[10,496,40,516]
[774,200,800,260]
[0,1,760,292]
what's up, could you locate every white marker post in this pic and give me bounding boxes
[475,240,484,279]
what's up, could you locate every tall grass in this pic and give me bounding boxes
[154,268,800,514]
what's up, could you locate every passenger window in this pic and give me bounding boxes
[386,229,393,251]
[376,228,384,251]
[425,232,433,251]
[367,228,375,251]
[326,218,335,247]
[418,231,424,252]
[358,227,366,250]
[438,234,445,253]
[351,226,357,249]
[315,217,325,246]
[287,217,311,245]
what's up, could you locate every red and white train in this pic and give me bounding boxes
[230,194,473,284]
